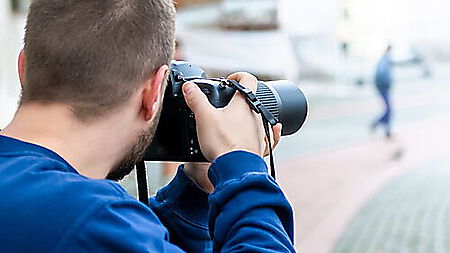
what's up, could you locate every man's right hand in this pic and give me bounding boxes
[178,73,295,253]
[183,72,266,161]
[182,72,282,192]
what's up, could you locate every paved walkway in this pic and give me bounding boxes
[334,155,450,253]
[275,65,450,253]
[277,115,450,253]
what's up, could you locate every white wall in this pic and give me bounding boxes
[340,0,450,60]
[408,0,450,58]
[0,1,26,127]
[278,0,340,79]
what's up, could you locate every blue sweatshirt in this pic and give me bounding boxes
[0,135,295,252]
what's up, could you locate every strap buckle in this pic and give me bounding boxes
[227,80,278,126]
[227,80,278,179]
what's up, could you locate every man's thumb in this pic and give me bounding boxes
[182,82,214,116]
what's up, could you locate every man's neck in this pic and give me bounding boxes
[1,103,134,179]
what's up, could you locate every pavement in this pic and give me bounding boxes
[334,155,450,253]
[274,63,450,253]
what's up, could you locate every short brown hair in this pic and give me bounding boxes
[21,0,176,120]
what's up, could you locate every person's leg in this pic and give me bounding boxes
[372,88,386,130]
[380,90,392,137]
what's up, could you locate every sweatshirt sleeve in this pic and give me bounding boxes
[149,166,213,252]
[149,151,295,252]
[208,151,296,252]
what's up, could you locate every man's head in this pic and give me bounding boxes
[386,45,392,53]
[18,0,176,180]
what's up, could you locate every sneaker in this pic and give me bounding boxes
[385,131,392,139]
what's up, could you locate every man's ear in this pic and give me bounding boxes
[18,49,25,87]
[142,65,169,121]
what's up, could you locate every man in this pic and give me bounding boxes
[372,45,393,138]
[0,0,295,252]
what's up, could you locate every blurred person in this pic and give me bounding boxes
[0,1,294,253]
[371,45,394,139]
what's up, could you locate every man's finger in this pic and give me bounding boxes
[227,72,258,109]
[227,72,258,92]
[182,82,215,117]
[272,123,282,149]
[263,123,282,157]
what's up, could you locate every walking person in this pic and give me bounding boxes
[372,45,394,138]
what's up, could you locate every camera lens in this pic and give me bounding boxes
[256,81,308,136]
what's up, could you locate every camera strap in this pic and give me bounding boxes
[228,80,278,179]
[136,160,149,206]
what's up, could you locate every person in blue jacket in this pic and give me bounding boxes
[372,45,394,138]
[0,0,295,252]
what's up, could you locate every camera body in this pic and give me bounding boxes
[144,61,231,162]
[144,61,308,162]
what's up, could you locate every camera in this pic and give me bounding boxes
[144,61,308,162]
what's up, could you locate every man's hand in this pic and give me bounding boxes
[183,163,213,193]
[182,72,281,192]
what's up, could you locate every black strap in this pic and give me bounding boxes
[227,80,277,179]
[136,160,149,206]
[263,118,276,179]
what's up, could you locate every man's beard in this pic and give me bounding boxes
[106,108,162,181]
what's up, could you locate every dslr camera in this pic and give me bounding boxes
[144,61,308,162]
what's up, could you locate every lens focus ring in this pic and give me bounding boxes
[256,82,280,120]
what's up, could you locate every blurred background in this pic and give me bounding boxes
[2,0,450,252]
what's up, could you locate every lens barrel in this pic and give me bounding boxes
[256,81,308,136]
